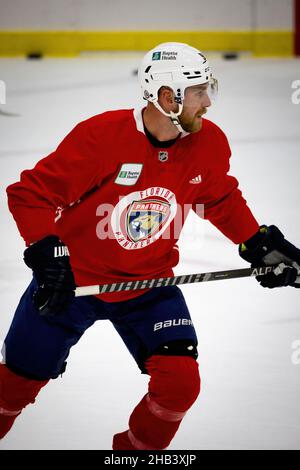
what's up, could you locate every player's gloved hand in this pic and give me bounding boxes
[24,235,76,315]
[239,225,300,288]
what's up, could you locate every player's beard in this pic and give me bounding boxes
[178,108,207,133]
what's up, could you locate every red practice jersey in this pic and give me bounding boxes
[7,108,259,301]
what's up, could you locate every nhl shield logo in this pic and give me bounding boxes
[127,199,171,242]
[158,151,168,162]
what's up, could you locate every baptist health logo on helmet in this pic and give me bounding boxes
[111,187,177,250]
[152,51,178,61]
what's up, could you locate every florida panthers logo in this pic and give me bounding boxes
[111,187,177,250]
[127,199,170,242]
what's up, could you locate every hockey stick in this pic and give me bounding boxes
[75,265,275,297]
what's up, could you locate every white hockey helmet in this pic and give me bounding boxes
[138,42,217,129]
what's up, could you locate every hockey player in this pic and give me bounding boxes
[1,42,300,450]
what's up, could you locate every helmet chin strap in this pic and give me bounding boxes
[153,101,185,133]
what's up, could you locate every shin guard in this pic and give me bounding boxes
[0,363,48,439]
[113,355,200,450]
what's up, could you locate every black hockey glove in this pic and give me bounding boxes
[239,225,300,288]
[24,235,76,315]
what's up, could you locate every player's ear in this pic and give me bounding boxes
[159,86,175,110]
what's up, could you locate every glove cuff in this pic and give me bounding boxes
[24,235,69,269]
[239,225,284,264]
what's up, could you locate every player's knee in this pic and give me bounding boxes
[0,363,48,412]
[145,355,201,412]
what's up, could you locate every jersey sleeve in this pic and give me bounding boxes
[6,120,103,245]
[193,127,259,244]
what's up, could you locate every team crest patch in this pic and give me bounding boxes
[111,187,177,250]
[127,199,171,242]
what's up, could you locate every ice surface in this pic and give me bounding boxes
[0,53,299,449]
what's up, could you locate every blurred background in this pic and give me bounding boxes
[0,0,299,451]
[0,0,298,57]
